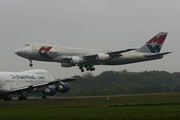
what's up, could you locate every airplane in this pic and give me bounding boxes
[0,69,75,101]
[15,32,171,72]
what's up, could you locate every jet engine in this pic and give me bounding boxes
[96,53,110,61]
[43,87,57,96]
[71,56,84,64]
[56,83,70,93]
[61,63,75,67]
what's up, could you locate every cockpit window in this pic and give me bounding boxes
[25,44,30,46]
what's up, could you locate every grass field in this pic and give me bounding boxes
[0,93,180,119]
[0,105,180,120]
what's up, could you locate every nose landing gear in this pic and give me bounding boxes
[79,66,85,72]
[29,59,33,67]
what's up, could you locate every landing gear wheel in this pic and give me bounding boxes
[90,67,95,71]
[29,64,33,67]
[85,66,95,71]
[42,95,47,99]
[18,95,27,100]
[29,59,33,67]
[81,69,84,72]
[86,67,90,71]
[79,66,85,72]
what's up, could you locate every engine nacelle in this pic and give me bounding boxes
[61,63,75,67]
[96,53,110,61]
[71,56,84,64]
[43,87,57,96]
[56,83,70,93]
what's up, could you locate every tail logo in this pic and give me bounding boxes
[38,47,52,59]
[146,33,167,53]
[146,42,161,53]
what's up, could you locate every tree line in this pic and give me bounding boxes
[58,70,180,96]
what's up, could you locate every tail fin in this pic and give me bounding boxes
[136,32,168,53]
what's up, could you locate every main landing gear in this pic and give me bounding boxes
[42,94,47,99]
[29,59,33,67]
[18,95,27,100]
[79,66,95,72]
[2,95,12,101]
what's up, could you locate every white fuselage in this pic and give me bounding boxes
[15,43,163,66]
[15,32,170,72]
[0,69,54,94]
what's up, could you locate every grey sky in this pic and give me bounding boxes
[0,0,179,78]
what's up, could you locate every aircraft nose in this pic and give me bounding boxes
[14,48,24,56]
[15,46,33,59]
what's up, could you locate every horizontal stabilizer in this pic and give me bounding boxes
[144,52,172,58]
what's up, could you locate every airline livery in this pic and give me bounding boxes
[0,69,75,101]
[15,32,171,72]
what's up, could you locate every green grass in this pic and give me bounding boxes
[1,93,180,119]
[0,105,180,120]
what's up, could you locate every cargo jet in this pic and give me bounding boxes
[0,69,75,101]
[15,32,171,72]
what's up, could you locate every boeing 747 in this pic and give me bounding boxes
[0,69,75,100]
[15,32,171,72]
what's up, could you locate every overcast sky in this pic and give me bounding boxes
[0,0,179,78]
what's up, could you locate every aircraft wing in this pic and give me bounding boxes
[9,78,75,95]
[84,49,136,59]
[10,84,33,93]
[60,49,136,61]
[48,78,76,85]
[107,49,136,56]
[59,78,76,82]
[58,49,136,65]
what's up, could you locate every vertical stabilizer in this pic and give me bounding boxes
[136,32,168,53]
